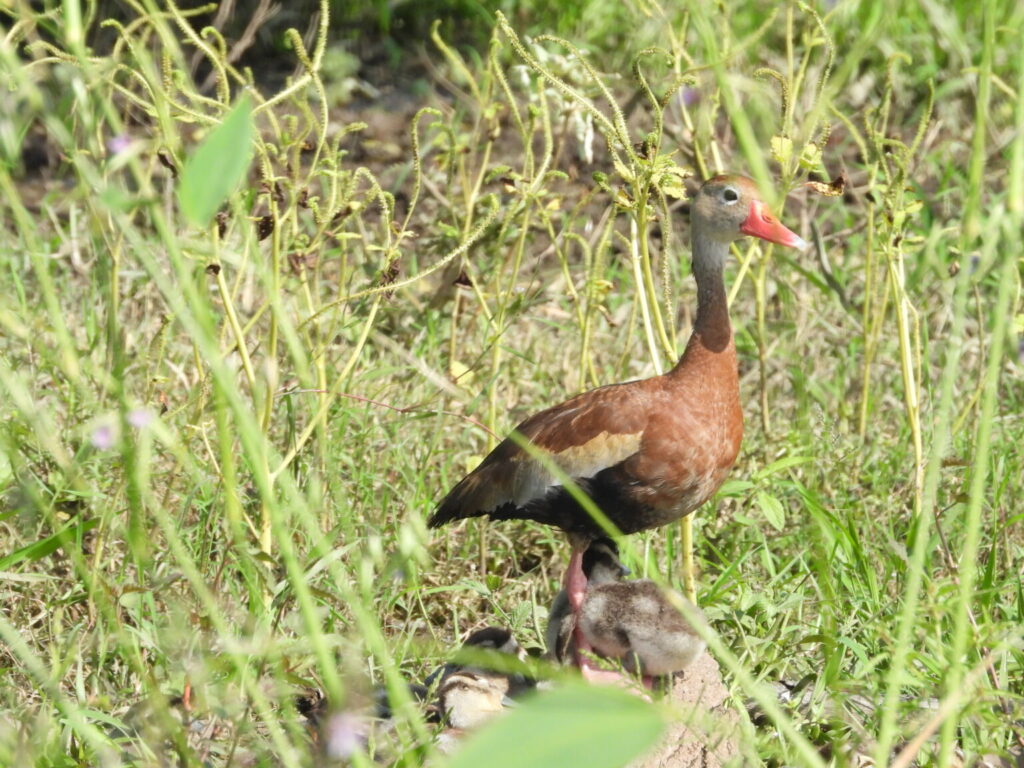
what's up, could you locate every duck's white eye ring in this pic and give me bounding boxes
[723,187,739,203]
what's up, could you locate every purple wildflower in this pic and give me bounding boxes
[127,409,153,429]
[107,134,132,155]
[323,712,365,760]
[91,423,115,450]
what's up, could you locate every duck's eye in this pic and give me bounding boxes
[722,187,739,203]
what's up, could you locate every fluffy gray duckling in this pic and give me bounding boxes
[547,538,706,680]
[546,539,628,668]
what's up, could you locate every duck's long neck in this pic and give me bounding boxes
[672,232,734,371]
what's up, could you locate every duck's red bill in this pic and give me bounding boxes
[740,200,808,250]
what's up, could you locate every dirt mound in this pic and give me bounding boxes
[634,651,741,768]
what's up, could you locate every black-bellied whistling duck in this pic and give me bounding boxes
[547,538,706,683]
[429,175,806,665]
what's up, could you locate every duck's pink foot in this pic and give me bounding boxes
[578,658,651,700]
[574,629,630,687]
[580,664,631,685]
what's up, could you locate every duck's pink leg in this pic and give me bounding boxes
[564,545,594,658]
[564,544,630,684]
[565,546,588,613]
[579,661,631,684]
[575,639,635,686]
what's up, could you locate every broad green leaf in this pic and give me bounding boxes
[178,95,254,228]
[755,491,786,531]
[444,682,665,768]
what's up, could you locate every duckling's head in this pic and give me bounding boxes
[462,626,525,659]
[454,626,536,698]
[438,672,508,730]
[582,538,629,586]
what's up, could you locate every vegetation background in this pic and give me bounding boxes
[0,0,1021,765]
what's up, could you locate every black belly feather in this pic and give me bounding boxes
[481,466,663,538]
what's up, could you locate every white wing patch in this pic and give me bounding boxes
[508,430,643,506]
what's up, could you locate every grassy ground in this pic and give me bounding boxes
[1,0,1022,766]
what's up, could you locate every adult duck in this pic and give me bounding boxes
[429,175,806,641]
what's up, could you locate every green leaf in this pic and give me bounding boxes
[444,682,664,768]
[769,135,792,167]
[753,455,813,480]
[798,141,822,171]
[485,165,514,182]
[178,95,254,228]
[716,478,755,497]
[755,491,786,531]
[658,165,690,200]
[0,517,98,570]
[837,635,870,668]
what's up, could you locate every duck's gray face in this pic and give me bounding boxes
[694,175,807,250]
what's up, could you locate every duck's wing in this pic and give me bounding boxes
[429,379,658,527]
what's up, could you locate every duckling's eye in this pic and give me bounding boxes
[722,187,739,204]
